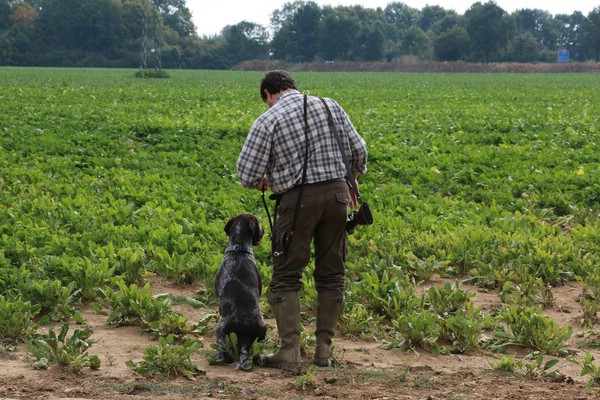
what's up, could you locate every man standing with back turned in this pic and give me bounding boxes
[236,70,367,370]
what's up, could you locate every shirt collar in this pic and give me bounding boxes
[275,89,300,104]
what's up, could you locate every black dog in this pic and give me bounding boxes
[214,214,267,369]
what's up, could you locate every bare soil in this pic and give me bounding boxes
[1,276,599,400]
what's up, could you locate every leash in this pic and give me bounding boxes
[263,187,287,259]
[261,186,274,236]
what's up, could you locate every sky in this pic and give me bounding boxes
[189,1,599,37]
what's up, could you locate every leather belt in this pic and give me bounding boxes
[298,177,346,187]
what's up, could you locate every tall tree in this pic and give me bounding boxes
[120,0,145,46]
[434,25,469,61]
[513,9,556,48]
[36,0,123,52]
[465,1,514,62]
[419,5,449,32]
[554,12,587,61]
[222,21,269,64]
[507,31,546,62]
[356,25,385,61]
[154,0,195,36]
[271,1,321,62]
[582,7,600,61]
[0,0,11,29]
[0,1,38,65]
[384,2,420,28]
[319,7,359,61]
[343,5,386,61]
[429,12,465,35]
[382,2,420,59]
[270,0,306,32]
[402,26,432,59]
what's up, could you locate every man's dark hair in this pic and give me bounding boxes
[260,70,298,102]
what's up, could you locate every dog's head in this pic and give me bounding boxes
[224,214,264,246]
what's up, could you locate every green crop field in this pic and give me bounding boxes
[0,67,599,381]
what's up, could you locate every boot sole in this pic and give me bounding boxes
[266,362,302,374]
[313,358,330,367]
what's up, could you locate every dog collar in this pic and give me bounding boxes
[225,244,254,256]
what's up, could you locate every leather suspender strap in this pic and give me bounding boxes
[318,97,363,204]
[287,93,310,246]
[301,93,310,185]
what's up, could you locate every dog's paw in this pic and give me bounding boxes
[254,354,267,367]
[210,351,234,365]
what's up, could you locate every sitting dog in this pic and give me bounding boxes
[214,213,267,369]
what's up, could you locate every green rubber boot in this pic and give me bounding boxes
[314,291,344,367]
[262,291,301,372]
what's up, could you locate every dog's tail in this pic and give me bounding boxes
[235,337,252,370]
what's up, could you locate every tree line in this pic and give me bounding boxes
[1,0,599,69]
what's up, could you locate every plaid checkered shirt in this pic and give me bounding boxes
[237,90,367,194]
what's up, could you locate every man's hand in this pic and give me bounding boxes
[348,177,359,208]
[259,176,268,191]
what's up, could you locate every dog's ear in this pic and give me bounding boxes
[251,216,264,246]
[224,216,236,237]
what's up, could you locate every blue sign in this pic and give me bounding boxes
[557,50,570,63]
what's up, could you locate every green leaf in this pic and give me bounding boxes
[544,358,559,370]
[32,357,49,370]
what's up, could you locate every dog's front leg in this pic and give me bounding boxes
[213,327,234,364]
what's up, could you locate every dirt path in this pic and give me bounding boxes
[1,277,599,400]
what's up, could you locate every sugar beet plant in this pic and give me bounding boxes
[96,280,212,341]
[491,306,572,355]
[126,334,205,380]
[0,68,598,365]
[493,353,562,380]
[96,281,165,327]
[379,280,491,354]
[569,351,600,388]
[0,295,40,346]
[26,323,100,373]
